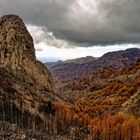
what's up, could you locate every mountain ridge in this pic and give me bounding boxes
[54,60,140,115]
[0,15,140,139]
[46,48,140,82]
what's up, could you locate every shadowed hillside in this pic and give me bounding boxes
[46,48,140,82]
[0,14,140,140]
[0,15,74,139]
[51,61,140,140]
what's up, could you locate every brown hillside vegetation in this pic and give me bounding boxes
[0,14,140,139]
[55,61,140,102]
[50,61,140,139]
[52,102,140,140]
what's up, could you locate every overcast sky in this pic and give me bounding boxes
[0,0,140,62]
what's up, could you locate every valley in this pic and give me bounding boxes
[0,15,140,140]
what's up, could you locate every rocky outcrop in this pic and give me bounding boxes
[0,15,52,91]
[0,15,68,139]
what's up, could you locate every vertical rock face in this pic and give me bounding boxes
[0,15,52,91]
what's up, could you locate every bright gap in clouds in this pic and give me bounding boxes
[27,24,140,62]
[35,42,140,62]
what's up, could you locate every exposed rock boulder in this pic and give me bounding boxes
[0,15,52,91]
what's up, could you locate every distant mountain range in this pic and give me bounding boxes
[46,48,140,82]
[1,15,140,139]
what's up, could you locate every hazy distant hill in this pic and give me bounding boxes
[54,60,140,116]
[1,15,140,140]
[46,48,140,82]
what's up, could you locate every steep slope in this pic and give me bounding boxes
[0,15,69,139]
[0,15,52,91]
[46,56,98,81]
[55,60,140,117]
[0,14,140,140]
[46,48,140,82]
[50,61,140,140]
[99,48,140,68]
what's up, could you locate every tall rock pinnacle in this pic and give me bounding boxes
[0,15,52,91]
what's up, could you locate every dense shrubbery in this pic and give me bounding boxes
[0,61,139,139]
[53,101,140,140]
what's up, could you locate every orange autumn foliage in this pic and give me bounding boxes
[53,100,140,140]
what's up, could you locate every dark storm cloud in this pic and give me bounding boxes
[0,0,140,45]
